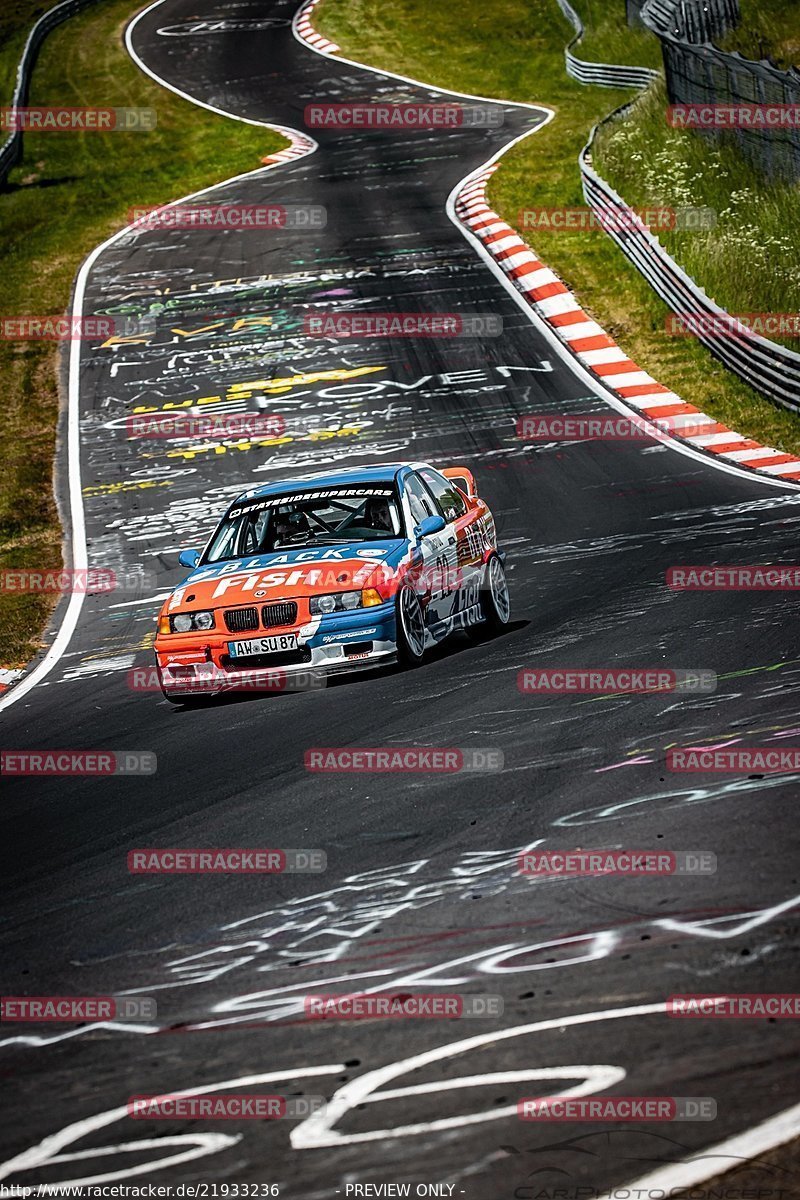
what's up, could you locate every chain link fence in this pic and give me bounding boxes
[1,0,101,188]
[658,39,800,181]
[580,108,800,414]
[635,0,800,181]
[638,0,739,44]
[556,1,800,410]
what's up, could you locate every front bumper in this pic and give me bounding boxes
[156,600,398,697]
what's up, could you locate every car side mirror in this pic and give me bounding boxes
[178,548,201,569]
[414,514,446,540]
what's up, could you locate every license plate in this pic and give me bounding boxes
[228,634,298,657]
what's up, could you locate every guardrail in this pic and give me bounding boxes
[640,0,739,45]
[0,0,101,189]
[556,0,660,89]
[580,111,800,413]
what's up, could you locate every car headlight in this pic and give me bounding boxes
[169,610,215,632]
[310,590,362,616]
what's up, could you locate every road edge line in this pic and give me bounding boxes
[0,0,318,714]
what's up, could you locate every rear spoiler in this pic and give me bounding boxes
[441,466,477,499]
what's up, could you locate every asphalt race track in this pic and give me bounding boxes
[1,0,799,1194]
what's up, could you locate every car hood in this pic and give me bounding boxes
[165,541,409,611]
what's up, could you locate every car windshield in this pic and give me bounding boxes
[204,485,402,563]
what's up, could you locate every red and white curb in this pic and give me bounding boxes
[456,166,800,483]
[261,127,317,165]
[294,0,340,54]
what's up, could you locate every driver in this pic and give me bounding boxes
[363,496,394,533]
[271,508,310,546]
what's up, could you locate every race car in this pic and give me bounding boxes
[154,462,510,702]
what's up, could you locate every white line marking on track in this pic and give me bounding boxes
[289,4,800,1181]
[655,892,800,939]
[0,0,317,715]
[290,1001,660,1149]
[599,1099,800,1199]
[0,1067,343,1186]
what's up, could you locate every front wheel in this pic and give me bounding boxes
[467,554,511,639]
[395,585,426,667]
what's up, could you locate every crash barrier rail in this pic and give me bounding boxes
[555,0,660,89]
[579,109,800,413]
[638,0,800,182]
[639,0,739,45]
[0,0,101,189]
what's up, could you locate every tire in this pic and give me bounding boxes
[467,554,511,639]
[395,585,426,667]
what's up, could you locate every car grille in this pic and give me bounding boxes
[261,602,298,628]
[224,607,259,633]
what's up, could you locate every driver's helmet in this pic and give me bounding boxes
[272,507,310,544]
[363,496,393,532]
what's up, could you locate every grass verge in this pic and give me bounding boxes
[719,0,800,71]
[315,0,799,456]
[0,0,286,669]
[1,0,52,106]
[594,79,800,343]
[568,0,661,69]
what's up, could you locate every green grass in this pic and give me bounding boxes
[719,0,800,70]
[570,0,661,69]
[594,80,800,340]
[315,0,800,456]
[0,0,286,668]
[0,0,52,105]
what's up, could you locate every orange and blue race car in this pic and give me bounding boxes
[154,462,510,702]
